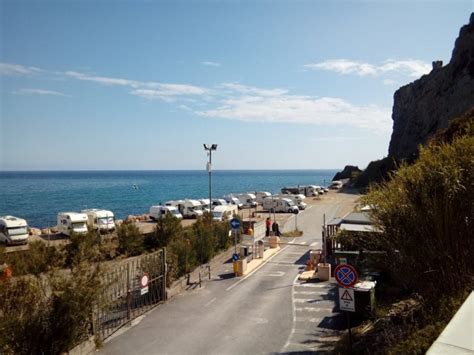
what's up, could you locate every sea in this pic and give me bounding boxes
[0,170,337,228]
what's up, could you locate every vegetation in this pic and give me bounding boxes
[0,232,104,354]
[339,115,474,353]
[117,223,144,256]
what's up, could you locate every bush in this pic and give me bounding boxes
[362,130,474,298]
[67,230,103,266]
[117,224,144,256]
[146,214,182,250]
[192,218,216,264]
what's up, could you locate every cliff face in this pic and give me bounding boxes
[388,13,474,159]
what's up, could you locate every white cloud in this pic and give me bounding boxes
[311,136,364,142]
[221,83,288,97]
[305,59,431,78]
[0,62,43,76]
[197,84,391,134]
[12,88,70,97]
[382,79,397,86]
[65,71,141,87]
[201,61,222,67]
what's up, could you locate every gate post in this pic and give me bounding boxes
[163,247,167,301]
[126,264,131,321]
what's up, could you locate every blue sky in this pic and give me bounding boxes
[1,0,472,170]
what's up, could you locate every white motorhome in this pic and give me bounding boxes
[224,196,243,209]
[57,212,88,236]
[212,205,237,221]
[167,200,203,219]
[255,191,272,204]
[277,194,307,210]
[233,193,257,208]
[149,205,183,220]
[211,198,228,207]
[0,216,29,245]
[82,209,115,232]
[199,199,211,213]
[262,197,299,214]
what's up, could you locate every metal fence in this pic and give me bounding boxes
[95,249,166,341]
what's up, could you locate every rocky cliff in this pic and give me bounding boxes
[388,13,474,159]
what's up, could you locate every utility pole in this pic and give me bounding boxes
[203,144,218,217]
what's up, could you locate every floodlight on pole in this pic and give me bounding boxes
[203,144,218,216]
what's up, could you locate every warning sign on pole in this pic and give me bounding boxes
[338,287,355,312]
[140,273,149,295]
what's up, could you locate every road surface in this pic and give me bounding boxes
[100,191,358,355]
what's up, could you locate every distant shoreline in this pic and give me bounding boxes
[0,168,340,173]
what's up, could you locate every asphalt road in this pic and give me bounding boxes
[100,192,358,355]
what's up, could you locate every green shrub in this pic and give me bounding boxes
[363,131,474,297]
[146,214,182,250]
[67,230,103,266]
[192,218,216,264]
[117,224,144,256]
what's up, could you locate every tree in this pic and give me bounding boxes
[362,128,474,297]
[117,223,144,256]
[146,214,182,250]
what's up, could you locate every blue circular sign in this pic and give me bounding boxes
[232,253,239,261]
[230,218,241,230]
[334,264,358,288]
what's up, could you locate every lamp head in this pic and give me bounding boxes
[211,144,218,150]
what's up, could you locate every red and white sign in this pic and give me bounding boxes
[140,273,149,295]
[334,264,358,288]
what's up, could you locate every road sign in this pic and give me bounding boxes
[338,287,355,312]
[334,264,358,288]
[140,273,149,295]
[232,253,239,261]
[230,218,241,230]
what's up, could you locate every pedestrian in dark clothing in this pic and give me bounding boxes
[266,217,271,236]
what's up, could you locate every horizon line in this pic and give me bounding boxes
[0,168,341,172]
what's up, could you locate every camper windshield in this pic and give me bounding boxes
[98,217,114,225]
[212,211,223,218]
[171,209,180,216]
[7,226,28,236]
[287,201,295,206]
[72,222,87,230]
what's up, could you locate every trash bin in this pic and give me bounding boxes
[258,240,264,258]
[353,281,376,317]
[317,263,331,281]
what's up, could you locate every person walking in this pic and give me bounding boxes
[265,217,271,236]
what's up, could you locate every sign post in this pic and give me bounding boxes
[230,218,241,256]
[140,272,149,295]
[334,264,358,353]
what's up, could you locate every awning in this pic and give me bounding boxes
[340,223,378,233]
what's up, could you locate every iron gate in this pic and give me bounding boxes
[95,249,166,340]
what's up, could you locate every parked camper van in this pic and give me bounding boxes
[233,193,257,208]
[277,194,307,210]
[212,205,237,221]
[149,205,183,220]
[211,199,228,207]
[199,199,211,213]
[167,200,203,219]
[281,186,319,197]
[255,191,272,204]
[224,196,244,209]
[262,197,299,214]
[57,212,88,236]
[0,216,29,245]
[82,209,115,232]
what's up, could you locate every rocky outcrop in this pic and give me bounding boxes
[332,165,362,181]
[388,13,474,159]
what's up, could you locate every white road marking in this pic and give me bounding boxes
[294,291,326,295]
[204,297,216,307]
[266,271,286,277]
[282,273,300,350]
[225,245,290,292]
[295,317,322,323]
[310,242,318,247]
[295,307,323,312]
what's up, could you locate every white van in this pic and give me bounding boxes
[167,200,203,219]
[57,212,88,236]
[224,196,244,209]
[233,193,257,208]
[212,205,238,221]
[255,191,272,204]
[149,205,183,220]
[277,194,307,210]
[0,216,29,245]
[262,197,299,214]
[199,199,211,213]
[211,198,228,207]
[82,209,115,232]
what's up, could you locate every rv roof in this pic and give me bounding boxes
[0,215,28,227]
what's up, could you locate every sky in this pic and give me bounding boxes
[0,0,472,170]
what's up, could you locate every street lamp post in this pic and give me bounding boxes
[203,144,218,213]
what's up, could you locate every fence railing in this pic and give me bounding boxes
[94,249,166,341]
